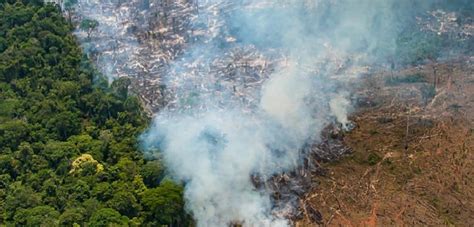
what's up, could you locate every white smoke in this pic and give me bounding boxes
[142,74,330,226]
[329,93,351,130]
[146,112,294,226]
[140,0,410,225]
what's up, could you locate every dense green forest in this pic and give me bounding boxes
[0,1,189,226]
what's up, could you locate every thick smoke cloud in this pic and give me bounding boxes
[140,0,421,226]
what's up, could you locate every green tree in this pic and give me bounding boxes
[59,207,86,226]
[46,111,81,140]
[80,18,98,39]
[0,120,30,150]
[107,190,140,217]
[141,180,186,225]
[141,160,165,188]
[116,157,138,181]
[13,205,59,226]
[92,182,113,201]
[88,208,128,227]
[43,140,78,169]
[111,77,131,100]
[4,182,41,220]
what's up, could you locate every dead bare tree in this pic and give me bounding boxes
[404,109,410,151]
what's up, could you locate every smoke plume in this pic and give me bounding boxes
[140,0,412,225]
[62,0,472,225]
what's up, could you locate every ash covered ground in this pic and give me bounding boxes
[68,0,370,113]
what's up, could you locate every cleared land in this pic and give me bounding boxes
[298,58,474,226]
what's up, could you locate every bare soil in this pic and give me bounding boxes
[297,58,474,226]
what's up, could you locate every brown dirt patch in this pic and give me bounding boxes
[297,58,474,226]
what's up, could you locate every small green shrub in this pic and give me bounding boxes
[367,152,382,165]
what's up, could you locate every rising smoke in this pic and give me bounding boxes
[63,0,470,226]
[140,1,411,226]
